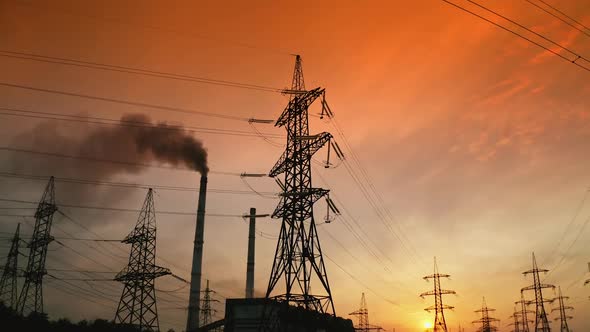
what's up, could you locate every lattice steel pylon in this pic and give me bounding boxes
[17,177,57,315]
[0,223,21,309]
[200,279,218,327]
[550,286,573,332]
[420,257,455,332]
[265,55,335,314]
[114,189,171,331]
[509,306,522,332]
[515,292,533,332]
[521,253,554,332]
[472,297,499,332]
[349,293,382,332]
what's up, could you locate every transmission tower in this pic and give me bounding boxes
[114,189,171,332]
[17,177,57,315]
[349,293,382,332]
[265,55,335,314]
[515,293,533,332]
[550,286,573,332]
[521,253,554,332]
[472,297,499,332]
[0,223,21,309]
[200,279,219,327]
[420,257,456,332]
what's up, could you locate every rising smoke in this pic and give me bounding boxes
[6,113,208,202]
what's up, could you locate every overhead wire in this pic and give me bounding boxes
[440,0,590,72]
[0,81,251,121]
[0,146,241,175]
[524,0,590,39]
[0,50,283,93]
[0,107,284,138]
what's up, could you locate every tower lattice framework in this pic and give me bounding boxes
[509,306,521,332]
[114,189,170,331]
[472,297,499,332]
[265,55,335,314]
[0,223,21,309]
[349,293,382,332]
[17,177,57,315]
[200,279,218,327]
[420,257,455,332]
[521,253,554,332]
[550,286,573,332]
[515,293,533,332]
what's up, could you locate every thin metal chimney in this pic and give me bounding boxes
[187,175,207,331]
[246,207,256,298]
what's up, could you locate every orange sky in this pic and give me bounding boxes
[1,0,590,331]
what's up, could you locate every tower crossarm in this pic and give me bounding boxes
[269,132,332,177]
[424,304,454,312]
[521,283,555,292]
[423,273,450,280]
[115,265,171,281]
[275,87,325,127]
[271,188,329,219]
[522,268,549,275]
[420,289,456,298]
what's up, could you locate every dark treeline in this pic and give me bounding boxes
[0,303,176,332]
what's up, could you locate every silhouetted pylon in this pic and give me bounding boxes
[200,279,219,327]
[265,54,335,314]
[114,189,171,332]
[472,297,499,332]
[420,257,456,332]
[349,293,382,332]
[0,223,21,309]
[551,286,573,332]
[521,253,554,332]
[515,292,533,332]
[17,177,57,315]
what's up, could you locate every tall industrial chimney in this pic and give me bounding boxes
[187,175,207,331]
[245,207,256,298]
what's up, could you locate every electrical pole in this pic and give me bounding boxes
[521,253,554,332]
[265,55,335,314]
[472,297,499,332]
[114,189,171,332]
[17,177,57,315]
[0,223,21,309]
[420,257,456,332]
[515,293,533,332]
[550,286,573,332]
[349,293,382,332]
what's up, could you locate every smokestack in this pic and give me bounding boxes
[187,175,207,331]
[246,207,256,298]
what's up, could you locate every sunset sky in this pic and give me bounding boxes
[1,0,590,331]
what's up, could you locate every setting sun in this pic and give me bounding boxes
[423,321,433,329]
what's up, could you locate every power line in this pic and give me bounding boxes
[0,81,251,121]
[0,146,242,175]
[0,50,283,93]
[0,198,246,217]
[0,170,278,196]
[0,107,283,138]
[524,0,590,38]
[440,0,590,72]
[464,0,589,63]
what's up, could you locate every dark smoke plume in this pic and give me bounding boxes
[6,113,208,203]
[108,114,208,175]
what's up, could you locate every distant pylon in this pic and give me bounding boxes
[200,279,219,327]
[349,293,382,332]
[521,253,554,332]
[472,297,499,332]
[515,293,533,332]
[584,262,589,286]
[550,286,573,332]
[0,223,21,309]
[420,257,456,332]
[17,177,57,315]
[509,305,527,332]
[114,189,171,331]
